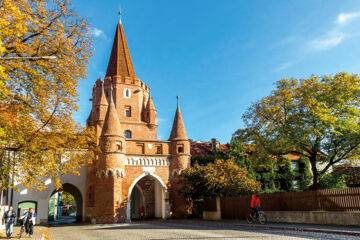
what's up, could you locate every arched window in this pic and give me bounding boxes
[125,130,132,138]
[124,88,131,98]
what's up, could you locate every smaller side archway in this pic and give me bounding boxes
[17,201,37,218]
[48,183,83,224]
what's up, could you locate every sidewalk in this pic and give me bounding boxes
[156,219,360,237]
[0,225,48,240]
[233,221,360,237]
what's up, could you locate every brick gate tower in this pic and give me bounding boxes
[85,17,190,223]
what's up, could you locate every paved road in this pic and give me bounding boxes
[47,220,360,240]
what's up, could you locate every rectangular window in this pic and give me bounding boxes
[136,144,144,154]
[125,105,131,117]
[177,144,184,153]
[156,144,162,154]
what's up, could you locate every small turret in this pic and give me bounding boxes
[99,83,126,162]
[94,82,126,224]
[146,95,157,127]
[92,79,109,142]
[169,96,190,172]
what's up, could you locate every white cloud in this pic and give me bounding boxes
[308,34,344,51]
[336,12,360,24]
[274,61,295,72]
[90,27,105,38]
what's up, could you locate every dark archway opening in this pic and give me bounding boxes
[130,186,144,220]
[48,183,83,225]
[129,175,166,221]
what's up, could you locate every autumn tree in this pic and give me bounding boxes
[0,0,96,191]
[234,73,360,189]
[178,159,260,201]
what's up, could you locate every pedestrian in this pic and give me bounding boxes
[2,205,16,239]
[139,205,145,220]
[20,207,36,238]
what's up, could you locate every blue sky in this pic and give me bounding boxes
[72,0,360,143]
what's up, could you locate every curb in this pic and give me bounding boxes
[234,224,360,237]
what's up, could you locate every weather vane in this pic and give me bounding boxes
[118,7,122,24]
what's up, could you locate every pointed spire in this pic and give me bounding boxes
[110,81,114,102]
[146,94,155,111]
[105,20,136,78]
[169,96,188,140]
[101,98,123,137]
[97,80,108,106]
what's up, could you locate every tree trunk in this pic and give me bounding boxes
[309,158,319,190]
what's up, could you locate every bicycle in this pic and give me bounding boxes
[246,208,267,224]
[18,219,26,239]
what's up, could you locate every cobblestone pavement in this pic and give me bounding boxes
[0,225,47,240]
[46,220,360,240]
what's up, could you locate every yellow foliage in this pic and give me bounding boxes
[0,0,96,191]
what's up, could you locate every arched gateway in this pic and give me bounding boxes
[84,18,191,223]
[126,173,170,221]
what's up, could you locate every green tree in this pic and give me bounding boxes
[276,156,295,191]
[227,137,255,179]
[235,73,360,189]
[191,150,227,166]
[318,173,347,189]
[296,157,312,191]
[0,0,96,191]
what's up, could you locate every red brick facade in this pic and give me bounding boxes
[85,21,190,223]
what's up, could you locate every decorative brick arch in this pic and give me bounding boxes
[126,172,170,222]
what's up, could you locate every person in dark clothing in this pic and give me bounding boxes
[2,205,16,239]
[20,208,36,238]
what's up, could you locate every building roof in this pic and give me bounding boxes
[146,97,155,111]
[169,104,187,140]
[101,99,123,137]
[105,22,136,78]
[190,141,229,157]
[97,79,108,106]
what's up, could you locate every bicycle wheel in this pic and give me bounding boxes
[258,212,267,225]
[19,225,24,238]
[246,214,254,224]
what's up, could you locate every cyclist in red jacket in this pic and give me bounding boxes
[250,193,261,220]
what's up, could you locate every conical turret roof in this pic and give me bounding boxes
[101,90,123,137]
[146,97,155,111]
[169,98,187,140]
[97,80,108,106]
[105,22,136,78]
